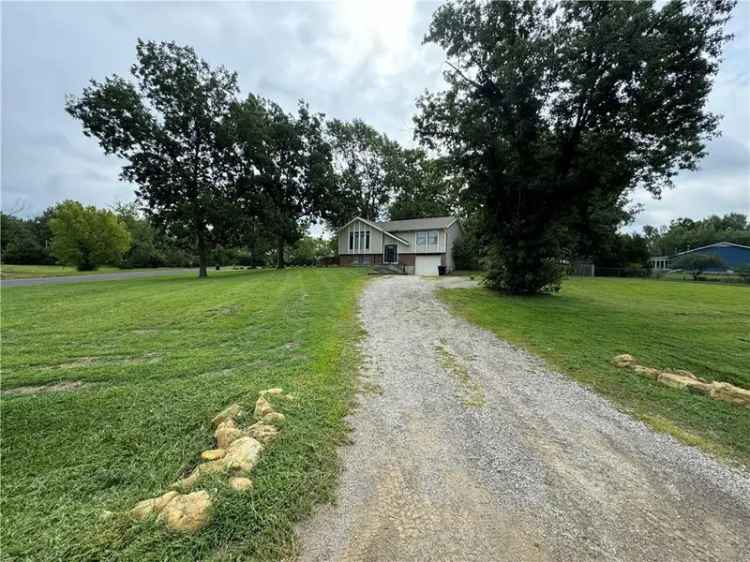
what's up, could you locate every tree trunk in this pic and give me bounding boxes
[277,238,285,269]
[198,231,208,278]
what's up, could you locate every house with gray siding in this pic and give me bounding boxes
[336,216,462,275]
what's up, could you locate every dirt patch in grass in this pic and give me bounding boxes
[3,380,89,397]
[40,353,163,371]
[56,356,100,369]
[207,304,241,316]
[131,329,160,336]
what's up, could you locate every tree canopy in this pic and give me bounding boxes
[644,213,750,256]
[415,0,735,293]
[387,151,458,221]
[325,119,397,225]
[48,201,132,270]
[231,96,334,268]
[66,40,242,277]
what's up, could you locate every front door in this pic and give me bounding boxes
[384,244,398,264]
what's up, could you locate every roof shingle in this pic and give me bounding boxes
[375,216,457,232]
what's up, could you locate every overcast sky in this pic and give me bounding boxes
[2,1,748,233]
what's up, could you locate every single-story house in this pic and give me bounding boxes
[650,241,750,272]
[336,216,462,275]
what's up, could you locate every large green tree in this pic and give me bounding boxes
[325,119,396,225]
[387,151,458,220]
[415,0,735,293]
[66,40,241,277]
[231,96,334,268]
[48,201,131,270]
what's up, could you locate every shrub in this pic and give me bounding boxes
[671,253,726,281]
[734,265,750,283]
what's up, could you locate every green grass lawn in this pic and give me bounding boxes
[440,277,750,467]
[0,264,176,280]
[1,268,367,561]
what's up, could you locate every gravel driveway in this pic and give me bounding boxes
[297,275,750,562]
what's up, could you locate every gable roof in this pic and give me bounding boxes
[676,241,750,256]
[336,216,410,245]
[375,216,458,232]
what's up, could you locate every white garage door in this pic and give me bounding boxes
[415,255,441,276]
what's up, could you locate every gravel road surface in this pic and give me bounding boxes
[297,275,750,562]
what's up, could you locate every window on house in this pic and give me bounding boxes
[416,230,438,248]
[349,228,370,251]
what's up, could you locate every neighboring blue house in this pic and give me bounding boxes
[673,242,750,272]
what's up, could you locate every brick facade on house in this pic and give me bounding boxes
[338,254,383,266]
[338,253,445,267]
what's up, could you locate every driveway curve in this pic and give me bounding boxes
[297,275,750,562]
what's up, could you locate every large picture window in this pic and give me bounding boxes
[349,229,370,251]
[416,230,439,248]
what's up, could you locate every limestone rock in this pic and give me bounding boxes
[215,419,244,449]
[131,491,179,520]
[246,422,279,444]
[657,372,704,391]
[157,490,213,533]
[200,448,226,461]
[709,382,750,407]
[254,397,273,418]
[223,436,263,473]
[211,403,242,428]
[633,365,660,380]
[261,412,285,424]
[173,460,225,490]
[686,381,713,396]
[228,476,253,491]
[670,369,703,381]
[612,354,637,368]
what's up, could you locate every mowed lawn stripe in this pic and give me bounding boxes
[1,268,367,561]
[439,277,750,467]
[2,271,299,386]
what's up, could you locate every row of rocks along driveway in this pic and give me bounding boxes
[296,275,750,562]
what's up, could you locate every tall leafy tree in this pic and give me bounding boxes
[232,96,333,268]
[415,0,735,293]
[645,213,750,255]
[387,150,458,220]
[48,201,131,270]
[326,119,395,225]
[65,40,241,277]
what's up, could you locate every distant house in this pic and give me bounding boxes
[650,242,750,272]
[336,216,462,275]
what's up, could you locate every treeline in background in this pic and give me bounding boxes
[0,201,336,270]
